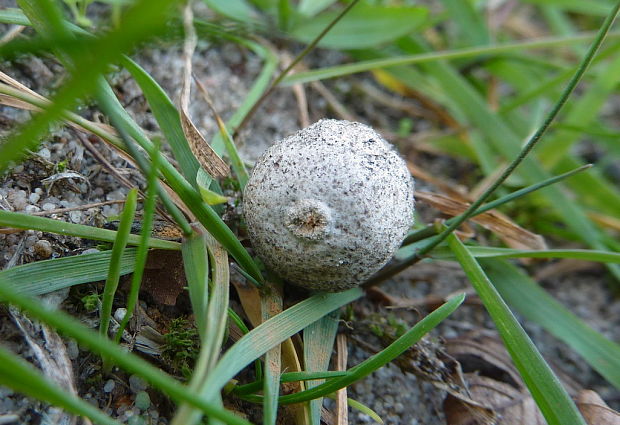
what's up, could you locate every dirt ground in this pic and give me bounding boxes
[1,6,619,424]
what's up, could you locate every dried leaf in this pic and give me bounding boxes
[178,3,229,180]
[577,390,620,425]
[417,190,547,251]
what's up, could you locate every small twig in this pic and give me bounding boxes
[31,199,128,216]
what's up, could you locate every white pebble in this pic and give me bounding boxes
[42,203,56,211]
[114,308,127,322]
[29,192,40,204]
[38,147,51,160]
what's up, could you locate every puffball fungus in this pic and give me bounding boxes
[243,119,415,291]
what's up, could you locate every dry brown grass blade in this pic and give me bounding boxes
[179,2,229,179]
[335,333,349,425]
[407,163,469,201]
[417,190,547,251]
[230,273,309,424]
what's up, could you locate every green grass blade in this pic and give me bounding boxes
[0,249,137,296]
[95,83,263,283]
[122,56,201,185]
[172,233,232,425]
[116,142,161,342]
[447,233,586,425]
[100,189,137,338]
[290,4,428,50]
[182,231,210,338]
[0,346,121,425]
[0,210,179,250]
[282,31,620,85]
[195,288,364,402]
[233,371,349,396]
[325,394,384,424]
[439,0,489,46]
[303,311,340,424]
[271,294,464,404]
[481,258,620,389]
[432,246,620,263]
[0,281,254,425]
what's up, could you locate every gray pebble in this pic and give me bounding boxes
[103,379,115,393]
[134,391,151,411]
[128,374,148,393]
[28,192,40,204]
[42,203,56,211]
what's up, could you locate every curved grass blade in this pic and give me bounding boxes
[0,248,137,296]
[282,30,620,85]
[116,143,161,342]
[447,232,586,425]
[95,84,263,283]
[171,232,232,425]
[0,210,179,250]
[481,258,620,389]
[121,56,200,185]
[100,189,137,339]
[432,246,620,263]
[0,281,254,425]
[0,346,121,425]
[251,293,464,404]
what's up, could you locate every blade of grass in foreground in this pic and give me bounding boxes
[0,248,136,295]
[263,294,464,404]
[0,281,253,425]
[481,258,620,389]
[0,346,121,425]
[0,210,179,250]
[193,288,364,405]
[447,232,586,425]
[116,142,161,342]
[100,189,137,339]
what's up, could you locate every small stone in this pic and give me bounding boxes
[129,374,148,393]
[29,192,40,204]
[82,248,100,255]
[104,379,115,393]
[42,203,56,211]
[69,210,82,223]
[114,308,127,322]
[34,240,53,258]
[24,205,40,214]
[38,147,51,160]
[134,391,151,411]
[127,415,146,425]
[67,339,79,360]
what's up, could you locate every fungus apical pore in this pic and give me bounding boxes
[243,119,415,291]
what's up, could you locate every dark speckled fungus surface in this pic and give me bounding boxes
[243,119,415,291]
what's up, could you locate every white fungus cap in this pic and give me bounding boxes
[243,119,415,291]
